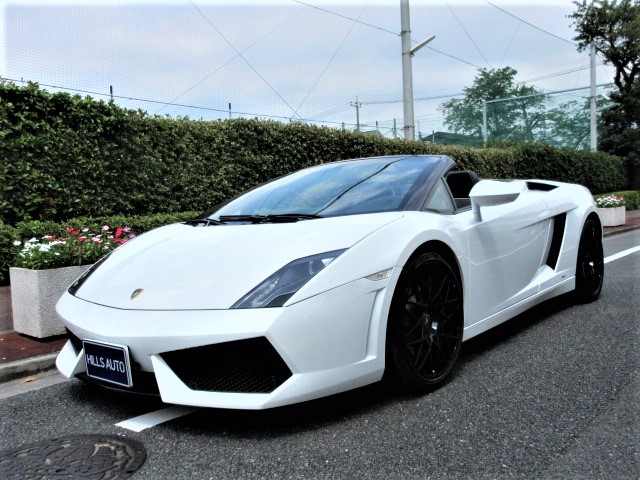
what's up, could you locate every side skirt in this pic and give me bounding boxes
[462,276,575,342]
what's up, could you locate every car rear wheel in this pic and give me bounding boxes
[574,216,604,303]
[386,251,463,391]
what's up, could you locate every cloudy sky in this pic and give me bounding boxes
[1,0,615,137]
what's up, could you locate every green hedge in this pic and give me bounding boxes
[0,211,199,285]
[1,83,627,226]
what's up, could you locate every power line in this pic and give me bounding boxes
[524,63,604,83]
[155,5,306,115]
[5,77,367,129]
[499,22,520,66]
[424,46,483,70]
[362,92,464,106]
[295,3,368,113]
[483,0,577,46]
[189,0,302,119]
[445,1,492,68]
[291,0,399,36]
[292,0,483,71]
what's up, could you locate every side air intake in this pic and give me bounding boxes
[546,213,567,269]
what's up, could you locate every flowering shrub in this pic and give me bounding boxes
[595,195,626,208]
[12,225,135,270]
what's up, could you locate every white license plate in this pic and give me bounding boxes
[83,340,133,388]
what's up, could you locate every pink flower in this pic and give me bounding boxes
[124,227,131,233]
[115,227,124,238]
[102,225,109,231]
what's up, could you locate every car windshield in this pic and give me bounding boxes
[208,156,437,220]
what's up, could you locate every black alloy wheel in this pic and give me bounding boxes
[386,251,464,391]
[575,216,604,303]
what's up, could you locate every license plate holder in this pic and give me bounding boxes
[83,340,133,388]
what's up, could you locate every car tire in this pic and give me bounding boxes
[385,251,464,392]
[574,215,604,303]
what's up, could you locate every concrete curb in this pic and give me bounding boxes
[603,225,640,237]
[0,353,58,384]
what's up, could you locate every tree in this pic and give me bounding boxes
[570,0,640,187]
[543,95,609,150]
[440,67,546,143]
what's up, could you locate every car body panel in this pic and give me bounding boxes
[56,155,600,409]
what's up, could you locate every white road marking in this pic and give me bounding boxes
[604,245,640,264]
[115,406,198,432]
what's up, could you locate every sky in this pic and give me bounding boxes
[0,0,615,138]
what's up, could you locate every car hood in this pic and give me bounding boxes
[73,213,402,310]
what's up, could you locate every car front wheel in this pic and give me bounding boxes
[385,251,464,392]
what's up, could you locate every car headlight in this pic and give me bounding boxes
[231,249,347,309]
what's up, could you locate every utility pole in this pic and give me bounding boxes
[229,103,232,119]
[400,0,435,141]
[400,0,414,140]
[393,119,398,138]
[351,96,362,132]
[109,85,114,102]
[590,43,597,152]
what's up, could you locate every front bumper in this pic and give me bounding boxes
[55,272,396,409]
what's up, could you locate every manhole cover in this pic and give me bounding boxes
[0,434,146,479]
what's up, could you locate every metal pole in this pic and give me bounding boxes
[351,96,361,132]
[590,43,597,152]
[483,101,487,144]
[400,0,414,140]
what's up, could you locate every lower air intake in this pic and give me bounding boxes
[160,337,292,393]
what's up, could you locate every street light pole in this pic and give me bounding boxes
[400,0,414,140]
[589,43,597,152]
[401,0,435,141]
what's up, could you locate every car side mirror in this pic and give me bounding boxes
[470,180,526,221]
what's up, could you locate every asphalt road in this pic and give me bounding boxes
[1,230,638,479]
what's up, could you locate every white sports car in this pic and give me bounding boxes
[56,155,604,409]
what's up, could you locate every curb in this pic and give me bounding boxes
[603,225,640,237]
[0,353,58,384]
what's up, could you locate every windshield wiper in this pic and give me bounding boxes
[218,213,322,224]
[184,218,226,226]
[218,215,265,223]
[263,213,323,223]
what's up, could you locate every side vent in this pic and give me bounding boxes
[546,213,567,269]
[526,181,557,192]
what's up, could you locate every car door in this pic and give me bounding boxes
[464,184,551,325]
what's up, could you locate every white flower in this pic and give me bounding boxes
[13,240,21,246]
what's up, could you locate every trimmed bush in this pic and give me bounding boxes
[1,83,627,226]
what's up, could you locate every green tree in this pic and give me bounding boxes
[543,95,609,150]
[570,0,640,187]
[439,67,545,143]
